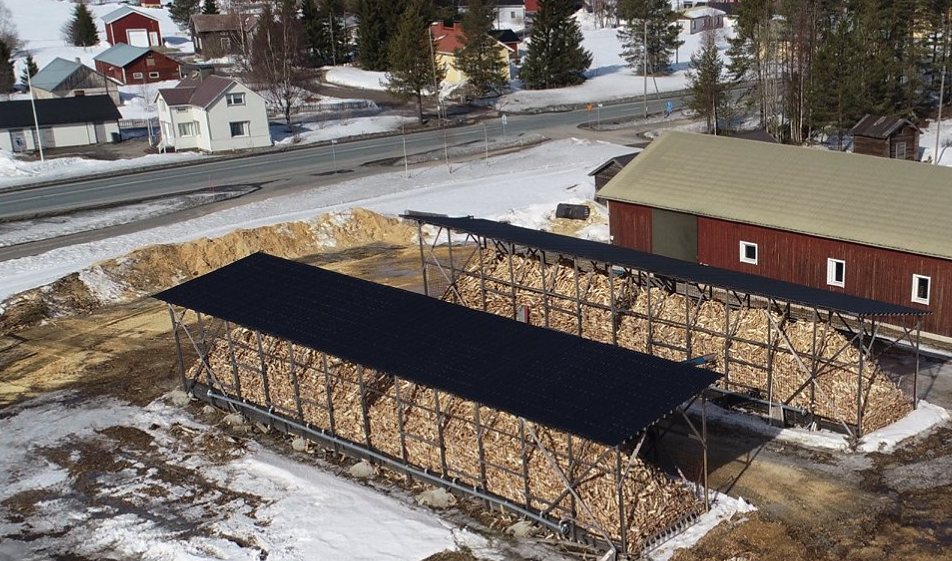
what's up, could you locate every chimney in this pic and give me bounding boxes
[75,57,81,65]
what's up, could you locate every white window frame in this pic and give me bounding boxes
[132,71,144,80]
[827,258,845,287]
[739,241,758,265]
[226,92,246,106]
[177,122,196,137]
[893,141,907,159]
[229,121,250,137]
[912,274,931,304]
[148,71,160,79]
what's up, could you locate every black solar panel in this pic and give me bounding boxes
[155,253,719,447]
[405,215,926,317]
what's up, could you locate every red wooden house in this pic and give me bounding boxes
[598,131,952,340]
[94,44,180,85]
[102,6,162,48]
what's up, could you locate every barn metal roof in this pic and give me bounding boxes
[597,131,952,261]
[155,253,720,447]
[102,6,159,24]
[94,44,151,68]
[402,214,927,317]
[29,57,83,91]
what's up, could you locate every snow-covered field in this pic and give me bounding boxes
[0,148,204,188]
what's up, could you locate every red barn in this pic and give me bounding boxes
[102,6,162,47]
[598,131,952,340]
[94,44,180,85]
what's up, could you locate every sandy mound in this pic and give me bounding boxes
[0,209,417,335]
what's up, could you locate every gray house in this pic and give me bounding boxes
[29,58,121,106]
[0,96,122,153]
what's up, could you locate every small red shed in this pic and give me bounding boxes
[102,6,163,48]
[94,44,180,85]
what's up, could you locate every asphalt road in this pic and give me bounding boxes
[0,92,689,222]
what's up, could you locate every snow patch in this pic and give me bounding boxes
[646,493,757,561]
[857,401,951,453]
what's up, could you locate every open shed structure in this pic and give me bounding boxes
[401,214,928,438]
[156,253,720,556]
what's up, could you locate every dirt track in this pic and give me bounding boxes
[1,243,951,560]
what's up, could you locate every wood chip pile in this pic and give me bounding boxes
[444,250,911,434]
[189,328,701,549]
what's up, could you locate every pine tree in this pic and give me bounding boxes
[302,0,350,67]
[456,0,509,98]
[386,0,444,124]
[202,0,220,15]
[64,1,99,47]
[617,0,682,75]
[687,32,727,134]
[357,0,406,71]
[20,54,38,90]
[0,39,13,94]
[520,0,592,89]
[170,0,202,30]
[727,0,782,138]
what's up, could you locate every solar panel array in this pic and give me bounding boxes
[406,214,926,317]
[156,253,719,446]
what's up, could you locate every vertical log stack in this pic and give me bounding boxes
[189,327,702,550]
[445,250,911,434]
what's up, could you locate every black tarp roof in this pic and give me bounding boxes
[155,253,719,447]
[403,214,927,318]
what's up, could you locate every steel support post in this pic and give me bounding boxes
[356,364,373,448]
[433,389,449,475]
[608,264,619,346]
[567,434,578,524]
[447,229,456,303]
[254,330,272,408]
[810,309,819,422]
[615,447,628,553]
[507,243,518,320]
[394,376,410,472]
[857,317,865,437]
[722,301,731,391]
[320,352,337,437]
[518,419,532,507]
[224,321,242,396]
[765,304,776,424]
[476,240,488,311]
[914,319,922,409]
[286,340,304,421]
[417,221,429,296]
[702,396,709,510]
[646,282,654,354]
[573,258,583,337]
[474,403,488,491]
[167,305,187,390]
[540,250,551,328]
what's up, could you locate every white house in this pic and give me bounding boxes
[156,75,272,153]
[678,6,726,34]
[0,96,121,153]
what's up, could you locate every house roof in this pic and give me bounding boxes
[190,13,259,33]
[489,28,520,44]
[432,22,512,54]
[30,57,84,91]
[850,114,920,139]
[597,131,952,261]
[0,96,121,129]
[94,43,151,67]
[680,6,726,18]
[459,0,525,7]
[157,75,237,109]
[588,152,638,176]
[102,6,159,24]
[733,129,779,143]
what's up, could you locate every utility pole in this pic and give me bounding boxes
[329,11,336,66]
[26,71,45,162]
[643,19,648,119]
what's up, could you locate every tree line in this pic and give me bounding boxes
[684,0,952,144]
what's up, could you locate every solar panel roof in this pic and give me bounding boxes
[155,253,719,447]
[404,215,926,318]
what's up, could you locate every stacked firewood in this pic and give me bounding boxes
[189,329,701,548]
[446,250,911,434]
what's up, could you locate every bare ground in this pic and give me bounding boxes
[1,243,951,560]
